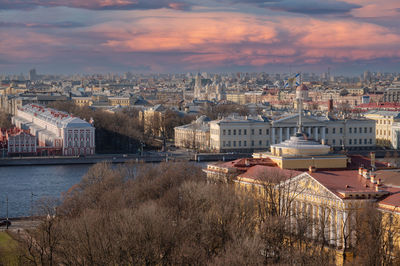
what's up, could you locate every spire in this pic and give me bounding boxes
[295,78,308,135]
[297,97,303,134]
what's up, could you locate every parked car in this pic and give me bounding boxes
[0,220,11,227]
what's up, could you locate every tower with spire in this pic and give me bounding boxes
[194,73,202,100]
[296,83,309,135]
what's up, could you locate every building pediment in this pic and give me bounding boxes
[278,172,341,202]
[273,114,326,126]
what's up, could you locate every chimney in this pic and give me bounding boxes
[309,166,316,173]
[362,169,369,178]
[245,159,250,167]
[370,173,377,184]
[377,178,382,186]
[370,152,376,170]
[358,167,364,176]
[375,185,380,192]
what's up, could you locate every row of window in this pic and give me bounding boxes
[222,139,270,148]
[8,140,34,145]
[221,138,373,147]
[378,119,391,125]
[377,129,391,136]
[328,139,373,145]
[222,128,269,136]
[9,147,35,152]
[67,140,91,147]
[347,127,372,134]
[348,139,373,145]
[221,127,373,136]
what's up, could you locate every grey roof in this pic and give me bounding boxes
[366,110,400,118]
[195,115,211,124]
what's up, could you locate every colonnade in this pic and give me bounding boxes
[271,126,327,144]
[288,200,351,248]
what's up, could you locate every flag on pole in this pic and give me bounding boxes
[283,73,301,88]
[295,73,301,86]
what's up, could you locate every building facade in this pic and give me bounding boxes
[209,115,271,153]
[271,114,376,150]
[7,130,37,156]
[365,110,400,147]
[174,115,210,151]
[12,104,95,156]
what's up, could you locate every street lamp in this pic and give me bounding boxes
[6,195,8,229]
[1,195,10,229]
[31,192,38,220]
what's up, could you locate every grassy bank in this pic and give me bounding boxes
[0,231,20,265]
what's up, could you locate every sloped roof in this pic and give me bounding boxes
[238,165,300,182]
[309,170,379,197]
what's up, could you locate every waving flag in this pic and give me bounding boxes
[284,73,301,88]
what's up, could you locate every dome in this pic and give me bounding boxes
[296,84,308,91]
[270,134,330,157]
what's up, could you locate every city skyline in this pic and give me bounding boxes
[0,0,399,74]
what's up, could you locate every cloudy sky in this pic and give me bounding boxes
[0,0,399,74]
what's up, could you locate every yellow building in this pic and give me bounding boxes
[365,110,400,147]
[226,93,246,105]
[108,97,131,107]
[140,104,167,137]
[72,97,93,107]
[204,84,400,264]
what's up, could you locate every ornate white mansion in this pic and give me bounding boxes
[12,104,95,156]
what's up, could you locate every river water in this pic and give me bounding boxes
[0,162,208,218]
[0,165,92,218]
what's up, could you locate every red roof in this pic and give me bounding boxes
[238,165,300,182]
[355,102,400,111]
[309,170,378,198]
[348,154,389,169]
[378,187,400,209]
[215,158,277,171]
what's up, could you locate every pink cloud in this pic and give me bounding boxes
[344,0,400,18]
[1,5,400,71]
[88,10,400,67]
[0,0,188,10]
[97,12,278,52]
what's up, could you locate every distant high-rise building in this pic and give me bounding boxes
[194,73,202,100]
[363,70,371,83]
[29,68,37,81]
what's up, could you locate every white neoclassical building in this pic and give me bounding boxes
[209,115,271,153]
[12,104,95,156]
[271,114,376,150]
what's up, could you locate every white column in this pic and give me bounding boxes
[301,201,306,218]
[315,126,319,141]
[330,209,336,245]
[336,211,342,248]
[307,204,313,237]
[279,127,283,143]
[322,126,326,141]
[343,211,349,248]
[312,204,317,239]
[272,128,276,144]
[307,127,311,137]
[286,127,290,140]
